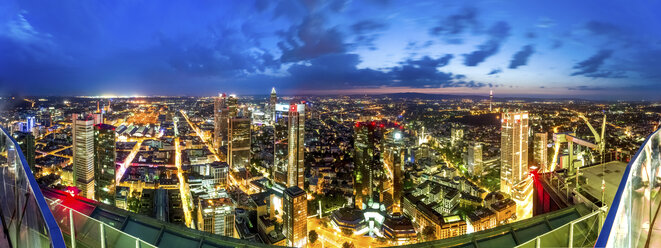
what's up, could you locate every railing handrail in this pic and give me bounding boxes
[594,127,661,247]
[45,198,157,248]
[516,207,606,247]
[1,126,67,248]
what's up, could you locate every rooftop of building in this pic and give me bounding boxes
[42,187,281,248]
[284,186,305,197]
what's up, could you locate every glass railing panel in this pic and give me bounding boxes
[596,128,661,248]
[46,198,156,248]
[0,126,66,247]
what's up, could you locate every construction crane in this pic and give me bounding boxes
[578,112,607,205]
[578,113,607,159]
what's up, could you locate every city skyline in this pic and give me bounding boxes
[1,0,661,100]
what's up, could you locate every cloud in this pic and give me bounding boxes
[429,7,480,44]
[508,45,534,69]
[550,40,562,49]
[584,21,621,37]
[405,40,434,50]
[463,21,510,66]
[567,86,606,91]
[570,49,614,77]
[488,68,502,75]
[278,15,346,62]
[350,20,388,49]
[285,53,485,89]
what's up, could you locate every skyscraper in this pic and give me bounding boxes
[270,87,277,122]
[283,186,307,248]
[489,90,493,112]
[354,122,382,209]
[287,103,305,189]
[228,117,251,170]
[467,143,483,176]
[214,93,227,150]
[384,141,405,213]
[500,111,529,195]
[94,123,116,205]
[273,104,289,184]
[73,113,100,199]
[451,128,464,147]
[533,132,548,172]
[197,196,235,237]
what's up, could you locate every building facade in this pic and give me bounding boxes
[287,104,305,189]
[73,113,100,199]
[283,186,307,248]
[533,132,548,171]
[228,117,251,170]
[94,123,116,205]
[500,111,529,196]
[197,197,235,237]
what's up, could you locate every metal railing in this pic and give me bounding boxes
[595,127,661,247]
[0,126,66,247]
[45,198,156,248]
[515,207,606,248]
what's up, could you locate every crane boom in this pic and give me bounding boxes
[579,115,601,144]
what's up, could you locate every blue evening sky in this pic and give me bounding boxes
[1,0,660,100]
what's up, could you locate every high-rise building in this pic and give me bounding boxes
[214,93,227,150]
[287,103,305,189]
[451,128,464,147]
[227,94,238,119]
[533,132,548,172]
[283,186,307,248]
[489,90,494,112]
[354,122,382,209]
[73,113,100,199]
[94,123,116,205]
[273,104,290,184]
[197,196,235,237]
[384,142,405,213]
[12,131,35,172]
[228,117,251,170]
[467,143,483,176]
[270,87,277,121]
[500,111,529,195]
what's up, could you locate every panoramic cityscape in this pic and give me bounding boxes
[1,1,660,248]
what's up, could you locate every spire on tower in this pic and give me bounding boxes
[271,87,276,95]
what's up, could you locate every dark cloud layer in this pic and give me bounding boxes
[463,21,510,66]
[286,53,484,89]
[430,7,480,44]
[570,49,614,77]
[508,45,534,69]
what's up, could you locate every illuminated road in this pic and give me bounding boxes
[36,145,72,159]
[174,136,194,228]
[116,139,143,182]
[308,217,390,248]
[179,110,252,193]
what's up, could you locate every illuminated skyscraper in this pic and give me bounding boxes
[489,90,493,112]
[228,117,251,170]
[73,113,100,199]
[273,104,289,184]
[197,196,235,237]
[354,122,381,209]
[451,128,464,147]
[384,141,405,213]
[467,143,483,176]
[287,103,305,189]
[214,93,227,149]
[283,186,307,248]
[94,123,116,205]
[500,111,529,195]
[270,87,277,122]
[533,132,548,171]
